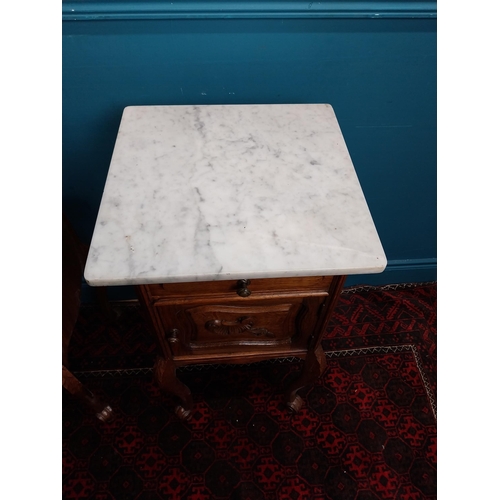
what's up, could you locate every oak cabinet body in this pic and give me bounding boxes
[137,275,346,417]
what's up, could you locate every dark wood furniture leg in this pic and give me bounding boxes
[286,275,346,412]
[286,345,327,412]
[136,285,194,420]
[63,213,114,421]
[63,366,113,422]
[154,357,194,420]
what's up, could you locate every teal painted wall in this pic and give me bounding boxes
[62,1,436,299]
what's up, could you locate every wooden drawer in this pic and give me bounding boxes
[147,275,333,302]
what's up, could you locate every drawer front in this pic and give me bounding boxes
[153,296,323,357]
[147,275,333,301]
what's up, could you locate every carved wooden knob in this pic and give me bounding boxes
[236,279,251,297]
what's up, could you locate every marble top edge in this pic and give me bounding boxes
[85,261,387,287]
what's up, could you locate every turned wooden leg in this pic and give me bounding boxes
[154,357,194,420]
[285,345,327,413]
[62,365,114,422]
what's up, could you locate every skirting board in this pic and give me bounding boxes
[80,258,437,303]
[344,258,436,287]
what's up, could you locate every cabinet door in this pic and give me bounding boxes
[155,298,304,356]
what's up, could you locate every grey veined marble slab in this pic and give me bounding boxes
[84,104,386,286]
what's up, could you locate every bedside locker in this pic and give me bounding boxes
[84,104,386,419]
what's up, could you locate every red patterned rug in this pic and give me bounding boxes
[63,283,437,499]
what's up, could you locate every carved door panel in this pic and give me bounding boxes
[153,294,329,358]
[154,298,309,356]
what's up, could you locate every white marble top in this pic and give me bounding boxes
[84,104,386,286]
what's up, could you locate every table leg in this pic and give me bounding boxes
[62,365,114,422]
[285,275,345,412]
[285,344,327,413]
[154,357,194,421]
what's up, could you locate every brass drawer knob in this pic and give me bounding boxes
[236,279,251,297]
[167,329,180,343]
